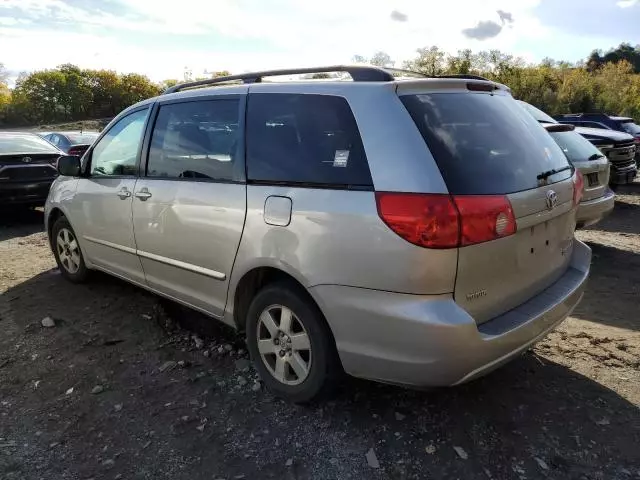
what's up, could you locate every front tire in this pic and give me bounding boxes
[246,281,341,403]
[51,216,89,283]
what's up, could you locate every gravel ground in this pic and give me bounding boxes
[0,189,639,480]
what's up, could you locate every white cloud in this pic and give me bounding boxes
[616,0,638,7]
[0,0,570,84]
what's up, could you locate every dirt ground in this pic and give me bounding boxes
[0,190,639,480]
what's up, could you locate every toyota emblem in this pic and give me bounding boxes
[21,156,32,163]
[545,190,558,210]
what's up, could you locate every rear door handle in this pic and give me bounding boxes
[117,188,131,200]
[135,188,152,201]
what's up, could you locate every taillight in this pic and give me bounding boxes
[375,192,516,249]
[375,193,459,249]
[634,137,640,145]
[453,195,516,246]
[573,170,584,206]
[68,147,84,156]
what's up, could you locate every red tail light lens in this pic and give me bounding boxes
[573,170,584,206]
[375,193,517,249]
[68,147,84,156]
[453,195,516,246]
[375,193,459,249]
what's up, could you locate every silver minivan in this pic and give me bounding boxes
[46,67,591,402]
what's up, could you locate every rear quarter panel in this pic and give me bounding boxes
[226,186,458,318]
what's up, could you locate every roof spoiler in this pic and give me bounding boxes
[541,122,575,132]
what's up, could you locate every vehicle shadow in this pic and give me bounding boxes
[572,241,640,332]
[587,197,640,235]
[1,269,638,480]
[331,353,639,479]
[0,208,45,242]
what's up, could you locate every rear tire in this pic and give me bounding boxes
[51,216,90,283]
[245,281,341,403]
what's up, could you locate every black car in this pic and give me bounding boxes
[0,132,63,207]
[554,113,640,155]
[518,102,637,188]
[41,131,99,157]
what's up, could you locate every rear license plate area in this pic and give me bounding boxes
[586,173,599,187]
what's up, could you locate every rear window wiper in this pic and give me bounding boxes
[537,165,572,180]
[588,153,605,161]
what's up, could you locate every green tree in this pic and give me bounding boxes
[403,46,446,76]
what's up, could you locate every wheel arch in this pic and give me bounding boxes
[229,263,329,336]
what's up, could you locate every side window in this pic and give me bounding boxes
[90,108,148,176]
[48,134,59,146]
[147,99,240,181]
[246,93,373,187]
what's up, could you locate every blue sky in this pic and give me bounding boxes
[1,0,639,85]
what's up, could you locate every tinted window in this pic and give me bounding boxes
[0,133,61,154]
[549,131,605,163]
[517,101,557,124]
[246,93,372,187]
[147,100,240,181]
[620,121,640,135]
[401,93,572,194]
[91,108,148,176]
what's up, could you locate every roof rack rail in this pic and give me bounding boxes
[435,74,491,81]
[163,65,395,94]
[383,67,428,78]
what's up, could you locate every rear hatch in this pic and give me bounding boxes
[400,84,577,324]
[544,125,609,202]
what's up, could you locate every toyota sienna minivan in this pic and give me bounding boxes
[46,66,591,402]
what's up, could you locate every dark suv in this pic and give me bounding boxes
[555,113,640,162]
[554,113,640,138]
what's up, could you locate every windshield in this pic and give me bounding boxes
[549,130,605,162]
[620,121,640,136]
[0,133,61,154]
[67,133,99,144]
[401,93,572,194]
[517,100,557,124]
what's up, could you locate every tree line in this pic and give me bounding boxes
[358,43,640,120]
[1,43,640,128]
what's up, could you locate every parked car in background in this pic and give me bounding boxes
[41,131,99,157]
[518,102,637,190]
[540,123,614,228]
[554,113,640,163]
[554,113,640,141]
[46,66,590,402]
[0,132,63,207]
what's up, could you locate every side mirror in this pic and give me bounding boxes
[57,155,81,176]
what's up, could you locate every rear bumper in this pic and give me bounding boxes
[311,240,591,387]
[0,180,54,205]
[576,189,615,228]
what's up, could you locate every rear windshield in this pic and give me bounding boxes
[549,130,605,162]
[620,121,640,135]
[401,93,572,194]
[67,133,99,144]
[0,133,61,154]
[517,100,557,124]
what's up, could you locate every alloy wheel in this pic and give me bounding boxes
[256,304,312,386]
[56,228,81,274]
